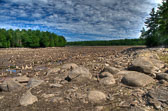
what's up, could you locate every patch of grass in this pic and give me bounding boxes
[158,54,168,64]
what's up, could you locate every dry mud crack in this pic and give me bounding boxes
[0,46,168,111]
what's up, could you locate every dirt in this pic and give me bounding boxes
[0,46,167,111]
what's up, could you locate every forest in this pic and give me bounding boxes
[140,0,168,47]
[67,39,145,46]
[0,29,66,48]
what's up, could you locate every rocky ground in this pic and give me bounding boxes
[0,46,168,111]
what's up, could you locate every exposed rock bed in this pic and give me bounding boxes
[0,46,168,111]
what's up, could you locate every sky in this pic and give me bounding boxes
[0,0,163,41]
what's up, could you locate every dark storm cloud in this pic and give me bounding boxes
[0,0,159,41]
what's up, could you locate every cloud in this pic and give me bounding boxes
[0,0,159,41]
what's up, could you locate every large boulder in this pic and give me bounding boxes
[130,57,155,74]
[20,90,38,106]
[66,67,92,81]
[130,57,164,75]
[0,78,22,92]
[88,90,106,103]
[121,71,155,87]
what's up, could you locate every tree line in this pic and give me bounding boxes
[140,0,168,47]
[0,29,66,48]
[67,39,145,46]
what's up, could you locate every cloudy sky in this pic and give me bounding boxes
[0,0,162,41]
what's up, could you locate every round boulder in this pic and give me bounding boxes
[121,71,155,87]
[88,90,106,103]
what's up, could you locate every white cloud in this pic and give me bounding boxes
[0,0,158,41]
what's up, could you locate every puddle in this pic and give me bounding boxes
[6,69,17,73]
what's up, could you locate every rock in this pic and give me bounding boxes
[130,57,155,74]
[0,96,4,100]
[27,78,44,88]
[148,87,168,104]
[47,68,60,75]
[159,80,168,84]
[67,67,92,81]
[99,76,115,85]
[13,75,30,83]
[0,78,22,92]
[121,71,155,87]
[129,106,147,111]
[88,90,106,103]
[95,106,104,111]
[42,93,55,98]
[20,90,38,106]
[156,73,168,81]
[62,63,78,70]
[51,97,64,103]
[99,72,113,78]
[148,98,162,110]
[50,83,63,88]
[103,66,120,74]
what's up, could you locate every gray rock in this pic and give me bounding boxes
[130,57,155,74]
[99,76,115,85]
[20,90,38,106]
[62,63,78,70]
[121,71,155,87]
[67,67,92,81]
[156,73,168,81]
[27,78,44,88]
[103,66,120,74]
[88,90,106,103]
[148,98,162,110]
[148,87,168,104]
[47,68,60,75]
[13,75,30,83]
[99,72,113,78]
[0,78,22,92]
[50,83,63,88]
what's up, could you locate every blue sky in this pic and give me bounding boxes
[0,0,162,41]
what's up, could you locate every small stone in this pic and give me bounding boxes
[88,90,106,103]
[62,63,78,70]
[50,83,63,88]
[95,106,104,111]
[47,68,60,75]
[51,97,64,103]
[42,93,55,98]
[67,67,92,81]
[121,71,155,87]
[156,73,168,81]
[159,80,167,84]
[27,78,44,88]
[0,96,4,100]
[20,90,38,106]
[148,98,162,110]
[103,66,120,74]
[99,76,116,85]
[99,72,113,78]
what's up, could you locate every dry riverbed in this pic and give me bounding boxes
[0,46,168,111]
